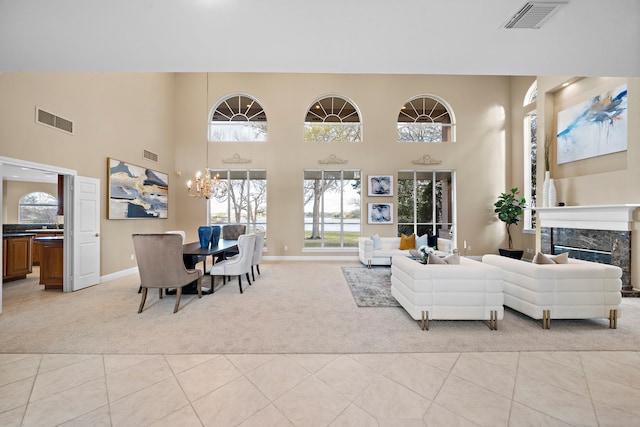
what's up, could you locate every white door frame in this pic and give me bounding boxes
[0,156,76,313]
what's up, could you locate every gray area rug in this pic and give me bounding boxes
[341,266,400,307]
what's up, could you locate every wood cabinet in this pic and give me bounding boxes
[31,231,64,265]
[2,234,34,282]
[36,237,63,289]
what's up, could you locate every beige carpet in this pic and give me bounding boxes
[2,261,640,354]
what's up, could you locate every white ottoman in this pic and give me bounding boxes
[391,255,504,330]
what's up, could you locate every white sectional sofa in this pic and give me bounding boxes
[358,236,453,268]
[390,255,504,330]
[482,254,622,329]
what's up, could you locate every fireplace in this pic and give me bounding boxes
[537,205,639,296]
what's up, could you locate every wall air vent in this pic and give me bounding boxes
[35,107,74,134]
[504,2,568,29]
[143,149,159,162]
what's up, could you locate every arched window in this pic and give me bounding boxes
[304,95,362,142]
[19,192,58,224]
[398,95,455,142]
[523,81,538,231]
[209,94,267,142]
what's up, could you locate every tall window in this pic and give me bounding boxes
[523,81,537,231]
[304,96,362,142]
[19,192,58,224]
[397,171,455,239]
[398,95,455,142]
[209,94,267,142]
[208,170,267,234]
[303,170,361,248]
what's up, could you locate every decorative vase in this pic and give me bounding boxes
[198,226,212,248]
[210,225,221,247]
[542,171,550,207]
[548,178,557,208]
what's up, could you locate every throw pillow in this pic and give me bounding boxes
[443,253,461,264]
[428,234,438,248]
[370,234,382,250]
[532,252,569,264]
[415,234,429,248]
[427,253,447,264]
[399,233,416,250]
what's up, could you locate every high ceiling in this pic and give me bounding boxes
[1,0,639,76]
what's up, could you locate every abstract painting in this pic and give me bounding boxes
[368,175,393,196]
[557,84,627,164]
[368,203,393,224]
[108,158,168,219]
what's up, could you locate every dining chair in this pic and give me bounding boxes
[221,224,246,257]
[209,233,255,293]
[251,232,265,281]
[132,233,203,313]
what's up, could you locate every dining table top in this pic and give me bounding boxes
[182,239,238,256]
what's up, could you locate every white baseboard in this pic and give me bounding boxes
[263,255,359,262]
[101,267,138,283]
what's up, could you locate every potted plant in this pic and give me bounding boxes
[494,187,527,259]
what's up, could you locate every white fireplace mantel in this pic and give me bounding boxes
[535,205,640,231]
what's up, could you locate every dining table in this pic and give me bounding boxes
[168,238,239,295]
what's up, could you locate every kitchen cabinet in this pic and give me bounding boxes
[28,230,64,265]
[2,234,34,282]
[35,236,63,289]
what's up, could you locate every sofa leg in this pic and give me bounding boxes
[421,310,429,331]
[488,310,498,330]
[542,309,551,329]
[368,260,372,269]
[609,309,618,329]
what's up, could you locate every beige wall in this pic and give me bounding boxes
[4,72,634,279]
[0,72,177,275]
[537,76,640,284]
[173,73,518,258]
[2,181,58,223]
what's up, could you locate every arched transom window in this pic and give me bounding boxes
[209,94,267,142]
[398,95,455,142]
[19,192,58,224]
[304,95,362,142]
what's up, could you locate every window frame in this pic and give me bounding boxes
[397,95,456,143]
[304,95,362,142]
[207,169,267,235]
[523,81,538,232]
[303,169,361,250]
[18,191,58,224]
[208,93,267,142]
[396,170,456,243]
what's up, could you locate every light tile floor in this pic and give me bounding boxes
[2,350,640,426]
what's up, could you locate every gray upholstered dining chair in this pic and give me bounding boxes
[209,233,255,293]
[251,232,265,281]
[132,233,203,313]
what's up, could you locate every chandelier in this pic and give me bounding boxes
[186,168,227,199]
[185,73,228,199]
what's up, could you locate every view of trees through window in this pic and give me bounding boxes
[397,96,454,142]
[304,96,362,142]
[19,192,58,224]
[209,94,267,142]
[303,170,361,248]
[397,171,454,240]
[524,81,538,230]
[208,170,267,234]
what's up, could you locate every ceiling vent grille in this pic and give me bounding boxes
[504,2,568,29]
[143,149,159,162]
[35,107,74,134]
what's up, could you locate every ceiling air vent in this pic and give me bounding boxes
[143,149,159,162]
[35,107,74,134]
[504,2,568,29]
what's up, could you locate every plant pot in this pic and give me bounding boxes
[499,248,524,260]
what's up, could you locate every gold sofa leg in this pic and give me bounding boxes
[609,309,618,329]
[421,310,429,331]
[542,309,551,329]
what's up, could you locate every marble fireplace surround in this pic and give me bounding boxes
[537,205,640,295]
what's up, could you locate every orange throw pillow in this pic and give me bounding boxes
[399,233,416,250]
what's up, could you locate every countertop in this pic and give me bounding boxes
[3,233,37,238]
[25,229,64,233]
[34,236,64,241]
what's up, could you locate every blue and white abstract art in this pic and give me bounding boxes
[557,84,627,164]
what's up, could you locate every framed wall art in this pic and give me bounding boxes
[368,175,393,196]
[368,202,393,224]
[108,157,168,219]
[557,84,627,164]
